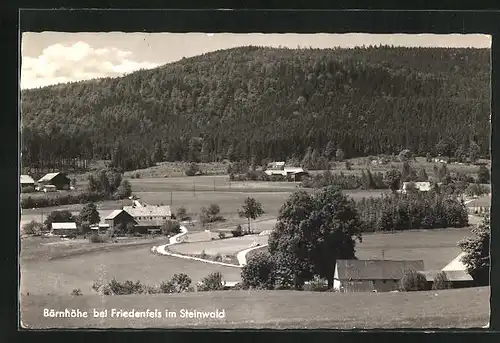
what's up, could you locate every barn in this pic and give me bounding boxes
[421,270,475,289]
[20,175,35,191]
[37,172,71,190]
[51,222,77,237]
[333,259,425,292]
[104,210,137,232]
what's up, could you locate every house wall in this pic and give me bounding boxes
[51,174,70,190]
[372,279,399,292]
[52,229,76,236]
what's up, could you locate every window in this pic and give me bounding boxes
[150,217,153,220]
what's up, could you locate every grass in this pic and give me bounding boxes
[20,287,489,329]
[239,226,473,271]
[20,242,242,296]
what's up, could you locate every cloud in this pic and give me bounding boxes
[21,41,160,89]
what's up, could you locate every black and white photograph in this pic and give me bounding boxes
[19,28,491,329]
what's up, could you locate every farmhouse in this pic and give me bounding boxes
[466,195,491,215]
[122,201,172,234]
[37,172,71,190]
[264,163,308,181]
[20,174,35,187]
[51,222,77,236]
[333,259,425,292]
[400,181,431,194]
[104,210,137,231]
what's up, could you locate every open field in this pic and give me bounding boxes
[21,244,242,296]
[20,225,473,296]
[244,226,472,271]
[20,287,489,329]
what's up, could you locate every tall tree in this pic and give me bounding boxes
[268,186,362,288]
[238,197,265,233]
[458,215,490,286]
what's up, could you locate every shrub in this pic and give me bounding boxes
[71,288,82,296]
[89,233,108,243]
[108,279,145,295]
[21,186,35,193]
[185,162,200,176]
[22,220,43,235]
[213,253,223,262]
[399,270,428,292]
[302,276,330,292]
[176,206,188,221]
[241,252,275,290]
[432,271,451,290]
[162,220,181,236]
[477,165,490,184]
[198,272,225,291]
[159,273,192,293]
[218,232,226,239]
[199,250,208,259]
[231,225,243,237]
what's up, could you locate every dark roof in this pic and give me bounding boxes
[335,259,425,280]
[421,270,473,282]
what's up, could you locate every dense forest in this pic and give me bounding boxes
[21,46,490,172]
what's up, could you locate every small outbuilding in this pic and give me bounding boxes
[421,270,475,289]
[37,172,71,190]
[333,259,425,292]
[90,223,111,234]
[51,222,77,237]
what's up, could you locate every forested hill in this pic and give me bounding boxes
[21,46,490,171]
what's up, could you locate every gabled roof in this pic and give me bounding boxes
[38,172,68,183]
[104,209,128,220]
[335,259,425,280]
[442,252,468,271]
[20,175,35,184]
[421,270,473,282]
[123,204,172,218]
[51,222,77,230]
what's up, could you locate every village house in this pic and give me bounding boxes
[333,259,425,292]
[122,200,172,234]
[51,222,77,237]
[37,172,71,190]
[20,174,35,190]
[421,270,474,289]
[264,162,308,181]
[104,209,137,232]
[399,181,432,194]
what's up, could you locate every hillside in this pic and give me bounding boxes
[20,46,491,172]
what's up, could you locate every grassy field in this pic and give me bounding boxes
[20,287,489,329]
[244,226,472,271]
[20,225,473,296]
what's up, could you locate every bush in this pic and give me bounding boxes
[465,183,489,197]
[432,271,451,290]
[159,273,192,293]
[241,252,275,290]
[218,232,226,239]
[198,272,225,291]
[108,279,145,295]
[399,270,428,292]
[302,276,330,292]
[185,162,201,176]
[71,288,82,296]
[213,253,223,262]
[199,250,208,259]
[162,220,181,236]
[22,220,43,235]
[176,206,188,221]
[231,225,243,237]
[89,233,108,243]
[21,185,35,193]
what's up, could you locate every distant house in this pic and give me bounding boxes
[400,181,431,194]
[104,210,137,232]
[37,172,71,190]
[20,175,35,187]
[266,161,286,170]
[90,223,111,234]
[264,164,308,181]
[467,195,491,215]
[333,259,425,292]
[51,222,77,236]
[421,270,474,289]
[122,202,172,234]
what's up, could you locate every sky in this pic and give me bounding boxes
[20,32,491,90]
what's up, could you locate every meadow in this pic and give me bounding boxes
[21,287,489,329]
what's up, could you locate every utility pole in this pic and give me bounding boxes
[193,181,196,196]
[382,249,385,260]
[170,191,173,207]
[213,179,216,192]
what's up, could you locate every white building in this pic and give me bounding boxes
[51,222,77,236]
[400,181,432,194]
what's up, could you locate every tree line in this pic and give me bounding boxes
[21,46,490,172]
